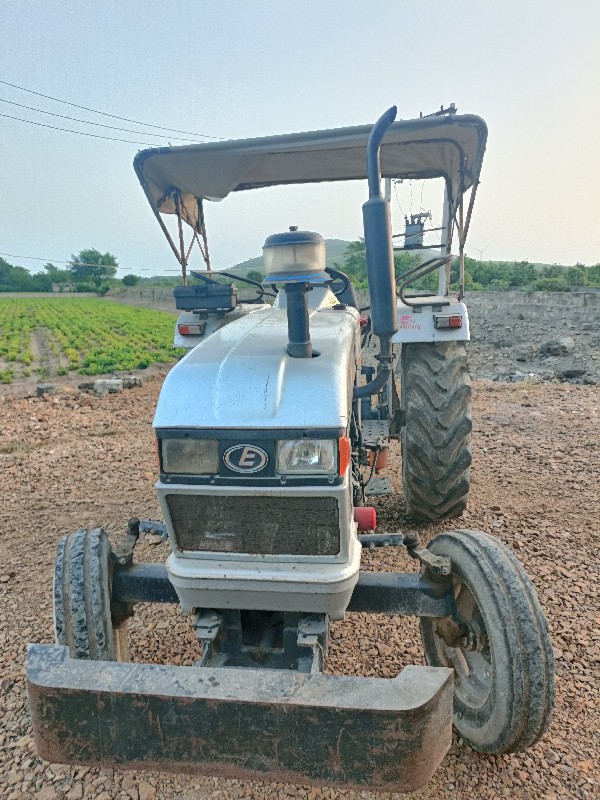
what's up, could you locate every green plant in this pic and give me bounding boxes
[531,277,569,292]
[0,297,183,378]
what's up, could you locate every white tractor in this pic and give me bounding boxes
[28,106,554,793]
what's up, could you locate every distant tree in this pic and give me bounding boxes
[532,277,569,292]
[336,239,429,292]
[565,266,587,286]
[44,262,72,284]
[0,257,37,291]
[69,249,118,288]
[122,274,141,286]
[542,264,565,279]
[246,270,264,283]
[509,261,536,287]
[587,264,600,286]
[339,239,367,287]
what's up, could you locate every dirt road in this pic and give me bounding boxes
[0,378,598,799]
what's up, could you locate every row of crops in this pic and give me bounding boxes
[0,298,182,383]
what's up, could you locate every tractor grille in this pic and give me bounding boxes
[166,494,340,555]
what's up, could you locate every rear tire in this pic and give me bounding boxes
[401,341,471,520]
[420,530,554,753]
[54,528,128,661]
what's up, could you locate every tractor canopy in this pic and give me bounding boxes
[134,113,487,232]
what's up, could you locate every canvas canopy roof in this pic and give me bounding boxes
[134,113,487,231]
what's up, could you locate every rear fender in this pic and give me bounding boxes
[391,299,470,344]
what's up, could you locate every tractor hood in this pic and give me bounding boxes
[154,306,359,431]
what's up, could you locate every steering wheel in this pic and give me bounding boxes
[325,266,351,298]
[209,271,276,304]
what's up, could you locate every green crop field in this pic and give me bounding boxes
[0,297,182,384]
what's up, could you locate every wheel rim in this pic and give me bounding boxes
[435,581,493,710]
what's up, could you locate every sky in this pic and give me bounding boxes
[1,0,599,278]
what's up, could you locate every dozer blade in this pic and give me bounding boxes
[28,644,453,793]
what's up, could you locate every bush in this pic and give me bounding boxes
[122,274,140,286]
[75,283,95,293]
[531,277,569,292]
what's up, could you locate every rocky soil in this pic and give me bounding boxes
[467,293,600,385]
[1,373,599,799]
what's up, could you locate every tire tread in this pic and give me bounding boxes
[421,530,554,753]
[53,528,118,661]
[401,341,472,520]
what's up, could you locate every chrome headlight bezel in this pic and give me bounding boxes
[276,438,337,476]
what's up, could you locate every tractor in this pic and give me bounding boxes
[27,106,554,793]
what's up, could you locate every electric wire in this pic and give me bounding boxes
[0,112,161,145]
[0,251,183,273]
[0,97,200,141]
[393,181,406,219]
[0,79,224,139]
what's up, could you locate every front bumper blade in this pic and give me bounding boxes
[28,644,453,793]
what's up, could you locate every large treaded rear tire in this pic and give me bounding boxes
[401,341,471,520]
[420,530,555,753]
[53,528,127,661]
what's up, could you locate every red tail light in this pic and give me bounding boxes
[434,314,462,329]
[178,323,205,336]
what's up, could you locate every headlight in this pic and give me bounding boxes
[276,439,337,475]
[161,438,218,475]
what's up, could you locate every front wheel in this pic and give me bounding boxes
[420,530,554,753]
[53,528,128,661]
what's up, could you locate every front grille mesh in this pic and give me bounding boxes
[166,495,340,555]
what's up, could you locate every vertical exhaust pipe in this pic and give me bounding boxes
[363,105,399,338]
[354,106,399,399]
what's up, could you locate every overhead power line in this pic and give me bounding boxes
[0,251,183,273]
[0,97,200,141]
[0,111,161,146]
[0,79,224,140]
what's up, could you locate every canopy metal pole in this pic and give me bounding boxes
[147,199,184,268]
[174,191,188,286]
[186,230,199,263]
[198,198,211,270]
[458,197,465,299]
[462,181,480,251]
[438,182,451,296]
[458,181,480,299]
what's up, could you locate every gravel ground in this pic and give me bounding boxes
[0,375,598,800]
[466,295,600,385]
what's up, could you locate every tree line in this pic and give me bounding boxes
[1,242,599,294]
[335,240,600,293]
[0,249,140,293]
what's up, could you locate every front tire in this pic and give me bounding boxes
[54,528,128,661]
[401,341,471,520]
[420,530,554,753]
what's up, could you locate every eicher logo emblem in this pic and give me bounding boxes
[224,445,269,474]
[399,314,421,330]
